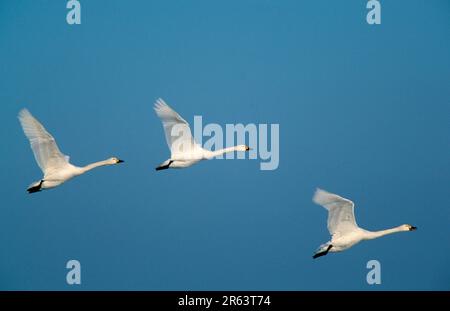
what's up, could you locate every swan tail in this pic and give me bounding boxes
[313,243,332,259]
[155,160,173,171]
[27,180,43,194]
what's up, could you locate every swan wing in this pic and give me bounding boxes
[154,98,201,155]
[313,188,358,237]
[18,109,70,174]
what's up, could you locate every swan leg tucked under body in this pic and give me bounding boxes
[18,109,124,193]
[153,98,250,170]
[312,188,417,259]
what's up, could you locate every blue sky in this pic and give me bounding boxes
[0,0,449,290]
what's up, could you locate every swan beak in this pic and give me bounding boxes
[245,146,251,151]
[117,159,124,163]
[410,226,417,231]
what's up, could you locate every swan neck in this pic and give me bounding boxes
[207,146,240,159]
[80,160,112,174]
[364,226,405,240]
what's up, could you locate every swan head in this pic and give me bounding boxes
[402,224,417,231]
[109,157,124,164]
[236,145,251,152]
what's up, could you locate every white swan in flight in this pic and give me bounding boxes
[312,188,417,259]
[19,109,124,193]
[153,98,250,170]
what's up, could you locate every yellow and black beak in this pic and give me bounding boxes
[410,226,417,231]
[245,146,251,151]
[117,159,124,163]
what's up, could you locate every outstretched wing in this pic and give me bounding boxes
[313,188,358,237]
[153,98,201,155]
[18,109,70,174]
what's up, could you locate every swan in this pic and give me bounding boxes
[312,188,417,259]
[153,98,250,170]
[18,109,124,193]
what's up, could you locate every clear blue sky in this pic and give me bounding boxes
[0,0,449,290]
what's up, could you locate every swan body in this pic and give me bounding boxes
[312,188,417,258]
[154,98,250,170]
[18,109,123,193]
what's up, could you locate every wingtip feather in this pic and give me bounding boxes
[154,98,169,111]
[18,108,31,120]
[312,188,327,203]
